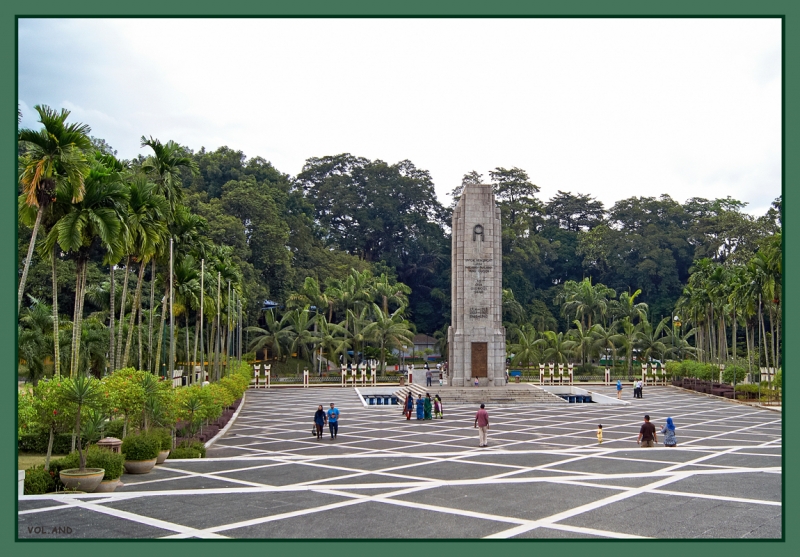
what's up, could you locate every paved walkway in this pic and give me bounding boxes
[18,385,781,539]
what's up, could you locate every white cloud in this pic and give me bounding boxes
[18,17,780,216]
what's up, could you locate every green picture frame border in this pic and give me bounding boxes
[2,1,793,556]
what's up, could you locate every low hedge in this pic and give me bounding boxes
[167,441,206,459]
[18,431,74,454]
[121,432,161,461]
[24,467,55,495]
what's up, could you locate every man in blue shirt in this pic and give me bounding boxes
[327,403,340,439]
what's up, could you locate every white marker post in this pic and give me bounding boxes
[549,363,555,385]
[568,362,574,385]
[253,364,259,388]
[641,362,647,384]
[265,364,271,389]
[604,367,611,386]
[539,363,545,384]
[558,363,564,385]
[371,368,376,387]
[303,368,309,388]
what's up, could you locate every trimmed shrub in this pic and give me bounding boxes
[88,446,125,480]
[151,428,173,451]
[168,441,206,459]
[24,466,55,495]
[722,364,747,385]
[18,432,74,454]
[121,432,161,461]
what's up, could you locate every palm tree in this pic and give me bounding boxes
[611,318,640,377]
[44,156,128,377]
[284,307,319,364]
[173,255,201,373]
[535,330,576,365]
[567,320,601,366]
[121,177,169,369]
[502,289,527,326]
[140,136,198,213]
[315,315,350,374]
[591,321,620,369]
[372,273,411,317]
[362,303,414,377]
[246,310,292,362]
[61,375,102,471]
[18,296,53,385]
[508,324,541,372]
[433,323,449,361]
[18,105,92,314]
[559,278,615,329]
[636,317,670,364]
[610,289,648,325]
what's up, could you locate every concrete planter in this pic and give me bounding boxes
[123,458,157,474]
[59,468,105,492]
[93,478,122,493]
[156,450,170,465]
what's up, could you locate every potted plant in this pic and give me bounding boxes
[152,428,173,464]
[121,431,160,474]
[90,446,125,493]
[58,376,105,493]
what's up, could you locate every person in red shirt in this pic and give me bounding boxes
[474,404,490,447]
[637,414,658,447]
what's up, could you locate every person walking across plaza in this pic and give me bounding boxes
[660,417,677,447]
[474,403,490,447]
[327,403,340,439]
[597,424,603,444]
[404,392,414,420]
[434,394,443,419]
[416,394,424,420]
[314,405,327,439]
[637,414,657,447]
[425,366,432,387]
[424,393,433,420]
[616,379,623,399]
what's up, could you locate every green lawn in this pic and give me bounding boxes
[18,453,67,470]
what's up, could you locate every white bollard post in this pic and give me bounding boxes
[605,367,610,386]
[558,363,564,385]
[371,369,376,387]
[266,366,271,388]
[253,364,259,388]
[539,363,545,385]
[549,363,555,385]
[641,362,647,384]
[568,362,574,385]
[303,368,309,388]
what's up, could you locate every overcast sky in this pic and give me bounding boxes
[18,18,781,216]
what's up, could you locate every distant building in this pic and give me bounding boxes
[395,334,439,359]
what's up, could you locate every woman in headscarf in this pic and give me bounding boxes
[416,394,425,420]
[404,392,414,420]
[314,405,327,439]
[660,417,677,447]
[424,393,433,420]
[434,395,443,419]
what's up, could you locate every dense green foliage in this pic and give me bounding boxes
[17,105,781,391]
[168,441,206,459]
[121,432,161,461]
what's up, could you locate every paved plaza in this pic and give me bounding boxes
[18,385,782,539]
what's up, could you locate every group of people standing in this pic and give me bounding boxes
[615,379,644,399]
[404,392,443,420]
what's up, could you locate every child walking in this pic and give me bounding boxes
[597,424,603,444]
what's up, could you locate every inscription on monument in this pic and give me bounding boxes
[465,258,492,294]
[469,307,489,319]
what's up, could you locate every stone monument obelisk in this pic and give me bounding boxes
[447,184,506,387]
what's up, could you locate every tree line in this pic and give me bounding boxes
[17,105,781,383]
